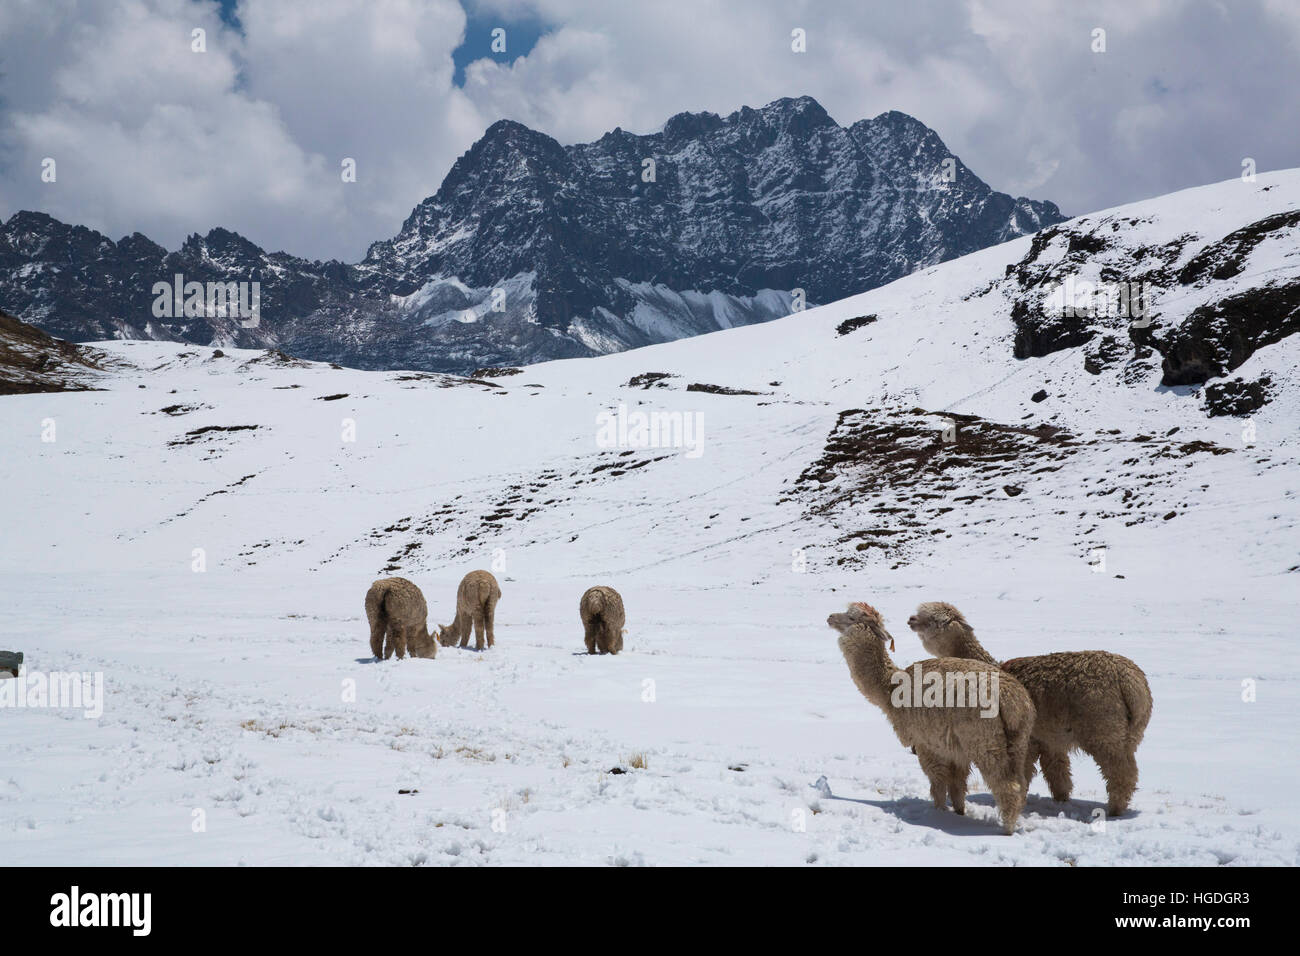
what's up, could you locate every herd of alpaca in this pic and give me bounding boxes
[831,600,1152,834]
[363,574,1150,834]
[365,572,626,660]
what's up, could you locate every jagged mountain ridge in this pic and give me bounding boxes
[0,96,1063,373]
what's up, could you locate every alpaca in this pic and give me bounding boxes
[437,570,502,651]
[579,586,625,654]
[907,601,1152,816]
[829,602,1035,834]
[364,577,438,660]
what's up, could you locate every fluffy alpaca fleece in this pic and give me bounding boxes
[829,602,1035,835]
[579,586,625,654]
[364,577,438,660]
[437,570,502,651]
[907,601,1153,816]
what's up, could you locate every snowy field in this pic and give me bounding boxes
[2,173,1298,865]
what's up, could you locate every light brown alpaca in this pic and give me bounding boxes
[907,601,1152,817]
[579,586,625,654]
[437,570,502,651]
[364,577,438,660]
[829,602,1034,835]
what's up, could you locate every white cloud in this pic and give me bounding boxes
[0,0,480,259]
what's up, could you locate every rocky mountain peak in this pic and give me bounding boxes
[2,96,1066,373]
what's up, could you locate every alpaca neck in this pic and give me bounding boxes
[951,626,999,666]
[844,627,903,712]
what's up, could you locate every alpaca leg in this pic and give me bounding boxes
[915,748,949,810]
[485,602,496,648]
[472,611,485,651]
[973,755,1024,835]
[368,615,386,660]
[990,776,1026,835]
[382,626,395,660]
[947,762,968,816]
[1023,740,1041,792]
[391,624,408,661]
[583,619,597,654]
[1094,746,1139,817]
[610,624,623,654]
[1040,747,1073,802]
[458,613,471,648]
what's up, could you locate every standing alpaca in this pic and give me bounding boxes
[437,570,502,651]
[829,602,1034,835]
[579,586,625,654]
[907,601,1152,816]
[364,577,438,660]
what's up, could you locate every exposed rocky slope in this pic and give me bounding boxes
[0,308,113,394]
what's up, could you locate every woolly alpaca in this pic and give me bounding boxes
[579,586,626,654]
[829,602,1034,835]
[437,570,502,651]
[907,601,1153,816]
[364,577,438,660]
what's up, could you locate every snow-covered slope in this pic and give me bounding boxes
[1,172,1297,866]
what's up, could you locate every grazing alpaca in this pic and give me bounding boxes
[364,577,438,660]
[907,601,1152,816]
[829,602,1034,835]
[437,570,502,651]
[579,586,625,654]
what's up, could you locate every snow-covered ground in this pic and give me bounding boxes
[2,173,1298,866]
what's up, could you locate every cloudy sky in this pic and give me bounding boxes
[1,0,1296,261]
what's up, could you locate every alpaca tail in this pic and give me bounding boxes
[365,582,389,651]
[366,581,388,622]
[998,723,1027,795]
[587,589,605,614]
[1116,657,1153,748]
[981,701,1031,835]
[997,688,1033,793]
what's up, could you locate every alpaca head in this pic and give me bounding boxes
[906,601,971,657]
[409,634,438,659]
[435,624,455,647]
[827,602,894,649]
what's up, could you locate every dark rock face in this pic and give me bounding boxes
[1083,334,1128,375]
[0,97,1062,373]
[997,204,1300,411]
[836,315,879,336]
[1176,211,1300,285]
[1160,282,1300,385]
[1203,376,1274,417]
